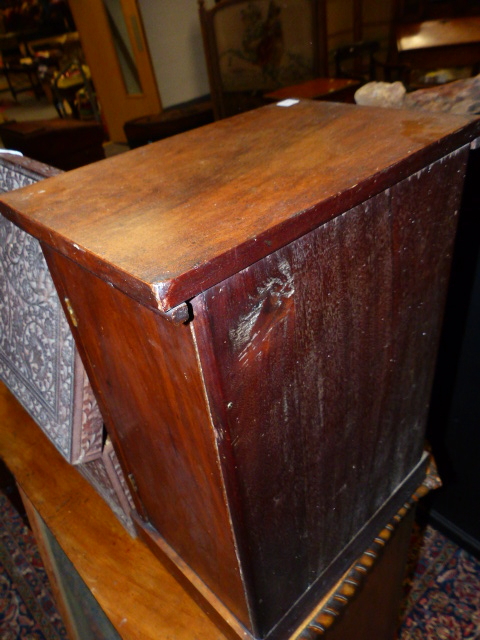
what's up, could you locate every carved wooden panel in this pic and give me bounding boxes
[79,437,136,536]
[0,155,103,463]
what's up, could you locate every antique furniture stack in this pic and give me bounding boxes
[1,100,479,639]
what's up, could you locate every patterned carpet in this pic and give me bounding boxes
[0,490,67,639]
[0,485,479,639]
[397,523,480,639]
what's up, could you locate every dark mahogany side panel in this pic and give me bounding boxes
[193,193,394,636]
[41,246,252,631]
[386,148,470,475]
[191,149,468,636]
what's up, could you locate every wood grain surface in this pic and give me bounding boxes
[0,382,227,640]
[0,101,476,639]
[397,16,480,51]
[0,382,419,640]
[0,101,478,312]
[190,149,465,636]
[41,245,252,631]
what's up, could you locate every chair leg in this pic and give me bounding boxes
[3,70,18,101]
[2,66,44,101]
[27,69,43,100]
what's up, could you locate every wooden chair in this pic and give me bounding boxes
[52,59,100,120]
[332,38,411,85]
[332,40,380,82]
[198,0,328,119]
[0,34,44,101]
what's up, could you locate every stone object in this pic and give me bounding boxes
[354,81,406,108]
[355,75,480,116]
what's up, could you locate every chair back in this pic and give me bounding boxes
[199,0,328,119]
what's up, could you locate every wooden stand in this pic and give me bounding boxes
[1,382,431,639]
[0,382,224,640]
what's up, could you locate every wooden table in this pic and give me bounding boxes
[0,381,423,640]
[0,382,226,640]
[396,16,480,70]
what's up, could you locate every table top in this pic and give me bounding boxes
[1,100,479,314]
[397,16,480,52]
[0,382,227,640]
[0,382,365,640]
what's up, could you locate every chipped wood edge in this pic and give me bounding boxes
[290,454,441,640]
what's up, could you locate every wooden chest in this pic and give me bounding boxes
[1,101,478,640]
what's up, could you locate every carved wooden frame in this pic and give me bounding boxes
[293,455,441,638]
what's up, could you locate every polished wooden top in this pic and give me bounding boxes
[0,382,227,640]
[264,77,360,101]
[0,101,479,313]
[397,16,480,52]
